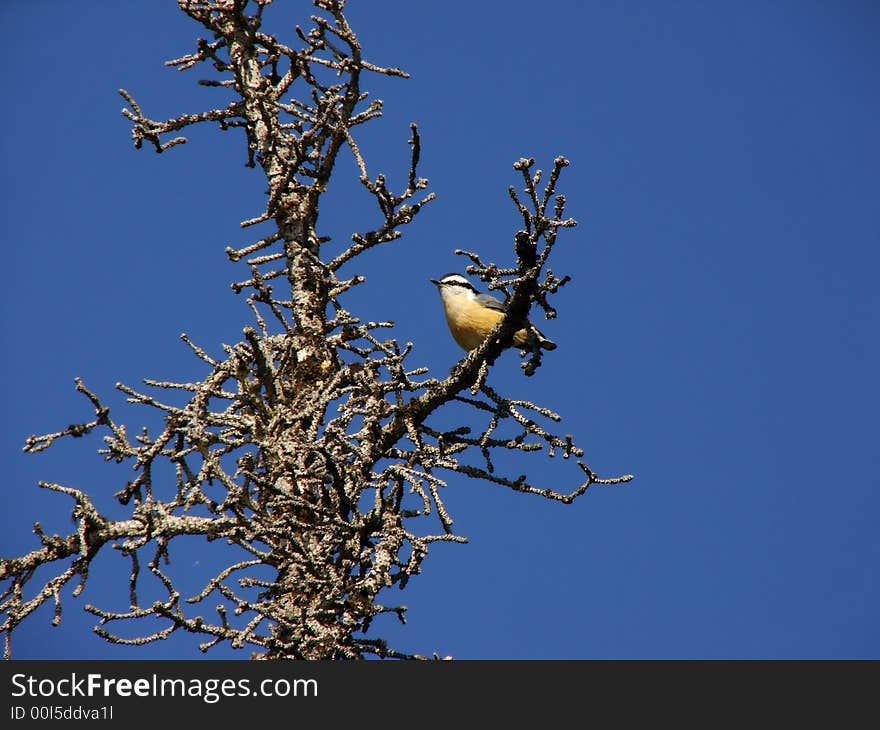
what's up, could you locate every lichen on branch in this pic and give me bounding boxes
[1,0,632,660]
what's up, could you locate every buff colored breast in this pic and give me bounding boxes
[443,296,506,351]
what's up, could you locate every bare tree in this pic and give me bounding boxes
[0,0,632,660]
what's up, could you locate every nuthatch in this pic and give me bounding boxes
[430,273,556,352]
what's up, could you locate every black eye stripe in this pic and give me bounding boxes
[439,276,475,291]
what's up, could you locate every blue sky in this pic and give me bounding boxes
[2,1,878,659]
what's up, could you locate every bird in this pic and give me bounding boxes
[430,273,556,352]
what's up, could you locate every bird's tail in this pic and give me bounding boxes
[515,325,556,351]
[536,329,557,351]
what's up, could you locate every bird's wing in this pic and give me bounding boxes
[474,293,506,312]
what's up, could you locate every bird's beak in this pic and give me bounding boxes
[429,279,440,286]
